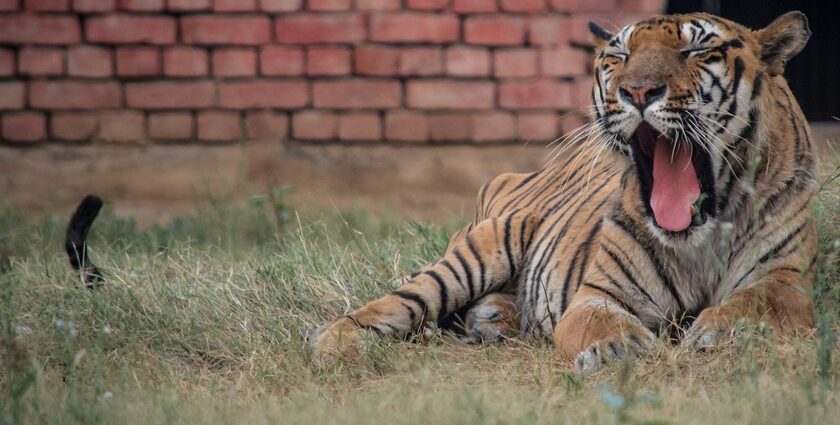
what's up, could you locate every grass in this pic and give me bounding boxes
[1,159,839,425]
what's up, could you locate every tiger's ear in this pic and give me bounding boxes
[755,11,811,76]
[589,22,613,47]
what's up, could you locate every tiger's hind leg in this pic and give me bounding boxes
[460,292,519,343]
[311,211,537,363]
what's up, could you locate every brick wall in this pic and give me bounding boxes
[0,0,664,145]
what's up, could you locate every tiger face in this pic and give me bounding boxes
[590,12,810,243]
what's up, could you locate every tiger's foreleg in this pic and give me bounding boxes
[553,285,657,373]
[683,266,814,349]
[684,222,816,349]
[311,212,536,362]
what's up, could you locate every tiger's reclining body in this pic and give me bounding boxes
[309,12,817,371]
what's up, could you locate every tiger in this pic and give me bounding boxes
[64,11,817,373]
[305,11,818,372]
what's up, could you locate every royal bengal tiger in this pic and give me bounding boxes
[66,11,817,372]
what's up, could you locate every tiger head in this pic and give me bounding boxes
[589,12,810,242]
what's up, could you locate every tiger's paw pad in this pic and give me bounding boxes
[574,341,630,374]
[683,320,768,351]
[682,323,729,350]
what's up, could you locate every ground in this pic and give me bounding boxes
[1,154,839,425]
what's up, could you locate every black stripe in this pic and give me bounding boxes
[466,235,487,296]
[440,259,466,293]
[453,249,475,300]
[582,282,640,318]
[422,270,449,320]
[503,214,517,282]
[391,290,428,320]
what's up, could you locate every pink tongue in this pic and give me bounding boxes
[650,138,700,232]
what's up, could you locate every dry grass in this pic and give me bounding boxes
[1,157,839,425]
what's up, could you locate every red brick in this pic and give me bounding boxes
[182,16,270,45]
[313,79,401,109]
[25,0,69,11]
[197,111,241,142]
[355,46,442,77]
[166,0,209,11]
[465,16,525,46]
[126,81,215,109]
[163,47,207,77]
[117,0,162,10]
[446,47,489,77]
[68,46,112,78]
[87,14,175,44]
[355,45,399,76]
[370,13,458,44]
[550,0,618,12]
[213,0,255,11]
[407,80,494,109]
[260,46,304,76]
[0,0,19,10]
[407,0,447,10]
[148,112,193,140]
[246,110,288,140]
[339,112,381,141]
[259,0,301,11]
[499,79,573,109]
[529,16,569,46]
[385,110,427,142]
[292,111,336,140]
[429,114,470,142]
[500,0,544,11]
[622,0,665,12]
[308,0,349,11]
[219,81,309,109]
[18,48,64,76]
[2,112,45,142]
[494,48,537,78]
[51,112,98,141]
[541,47,587,77]
[473,111,515,142]
[0,49,13,77]
[0,82,25,110]
[452,0,495,13]
[400,47,442,76]
[116,47,160,77]
[516,112,558,141]
[212,49,256,77]
[307,47,351,76]
[0,15,80,45]
[74,0,115,12]
[356,0,399,9]
[98,110,144,142]
[276,15,365,44]
[30,81,122,109]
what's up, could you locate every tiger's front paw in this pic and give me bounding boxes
[308,316,363,365]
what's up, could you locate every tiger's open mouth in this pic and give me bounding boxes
[628,121,716,234]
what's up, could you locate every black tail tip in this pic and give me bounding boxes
[79,195,104,214]
[66,194,105,288]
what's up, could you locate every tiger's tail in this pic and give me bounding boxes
[65,195,104,288]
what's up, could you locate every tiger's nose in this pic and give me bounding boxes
[619,83,666,112]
